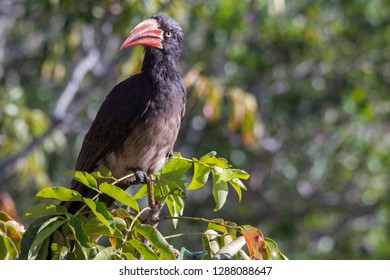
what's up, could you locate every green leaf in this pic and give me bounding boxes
[84,199,114,233]
[202,229,221,259]
[165,190,185,228]
[157,155,191,197]
[204,151,217,157]
[129,239,159,260]
[99,182,140,211]
[82,218,123,238]
[199,151,217,164]
[113,217,127,231]
[229,178,246,201]
[68,216,90,259]
[219,169,236,181]
[123,252,137,260]
[159,180,186,228]
[91,165,113,179]
[65,171,98,190]
[35,235,50,260]
[0,226,20,259]
[217,168,249,182]
[231,169,250,180]
[111,207,128,217]
[34,187,83,202]
[188,161,212,190]
[20,218,44,259]
[51,230,65,247]
[215,157,229,169]
[265,238,288,260]
[156,156,190,227]
[53,245,69,260]
[24,203,67,218]
[50,235,68,260]
[0,211,13,222]
[160,155,192,179]
[212,173,229,211]
[84,172,98,189]
[133,184,147,200]
[207,218,228,234]
[28,217,65,260]
[132,224,175,260]
[93,247,117,260]
[0,231,18,260]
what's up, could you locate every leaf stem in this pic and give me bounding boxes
[73,192,100,217]
[119,206,151,254]
[112,172,135,185]
[164,231,225,240]
[156,216,237,230]
[129,207,151,232]
[71,172,135,216]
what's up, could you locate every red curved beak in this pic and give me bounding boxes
[120,18,164,50]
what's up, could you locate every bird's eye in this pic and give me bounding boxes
[164,31,172,39]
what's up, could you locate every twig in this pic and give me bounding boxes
[53,47,100,120]
[164,231,224,240]
[145,176,160,225]
[156,215,238,230]
[146,177,155,209]
[111,172,135,185]
[129,207,151,232]
[119,206,151,254]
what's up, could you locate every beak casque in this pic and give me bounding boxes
[120,18,164,50]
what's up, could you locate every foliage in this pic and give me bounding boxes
[19,152,285,260]
[0,211,25,260]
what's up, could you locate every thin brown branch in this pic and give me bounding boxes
[145,177,160,225]
[156,215,238,230]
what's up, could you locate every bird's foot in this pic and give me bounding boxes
[131,170,149,185]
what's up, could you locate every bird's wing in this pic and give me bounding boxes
[179,79,186,120]
[74,74,152,174]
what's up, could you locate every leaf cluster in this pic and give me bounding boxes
[18,152,285,260]
[0,211,25,260]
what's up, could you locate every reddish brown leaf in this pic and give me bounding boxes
[240,225,269,260]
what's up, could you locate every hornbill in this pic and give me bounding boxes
[65,14,185,213]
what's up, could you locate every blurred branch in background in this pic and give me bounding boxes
[0,45,100,181]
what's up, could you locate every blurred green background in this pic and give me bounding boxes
[1,0,389,259]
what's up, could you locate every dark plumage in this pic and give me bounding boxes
[65,14,185,212]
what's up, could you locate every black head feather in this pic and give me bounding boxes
[142,15,184,81]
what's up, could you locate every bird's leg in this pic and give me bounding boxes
[146,174,161,225]
[146,175,155,208]
[131,170,149,185]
